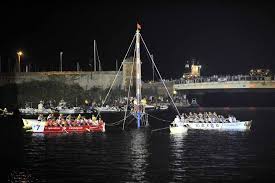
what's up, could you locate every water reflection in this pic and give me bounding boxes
[169,129,252,182]
[8,168,40,183]
[7,108,275,182]
[169,132,188,181]
[128,129,149,182]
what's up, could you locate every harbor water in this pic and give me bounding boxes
[6,107,275,182]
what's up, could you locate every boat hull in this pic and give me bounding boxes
[22,119,40,129]
[170,125,188,134]
[23,118,105,133]
[31,124,105,133]
[184,120,252,130]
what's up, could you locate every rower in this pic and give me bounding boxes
[180,114,185,122]
[98,117,103,124]
[228,115,233,123]
[92,115,98,125]
[77,114,81,120]
[38,114,44,121]
[66,114,71,120]
[174,115,181,126]
[47,113,53,120]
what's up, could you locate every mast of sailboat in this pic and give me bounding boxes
[151,54,154,82]
[93,40,102,71]
[94,40,96,71]
[135,23,142,128]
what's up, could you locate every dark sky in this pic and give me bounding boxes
[1,1,275,79]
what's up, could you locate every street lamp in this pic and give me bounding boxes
[60,52,63,72]
[17,51,23,72]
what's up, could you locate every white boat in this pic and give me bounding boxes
[57,107,84,114]
[184,120,252,131]
[170,116,188,134]
[95,105,121,113]
[19,107,37,115]
[170,124,188,134]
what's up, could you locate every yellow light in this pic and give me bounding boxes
[173,90,177,95]
[17,51,23,56]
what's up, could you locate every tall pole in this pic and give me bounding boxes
[151,54,154,82]
[17,51,23,72]
[94,40,96,72]
[76,62,80,71]
[116,59,118,71]
[135,24,142,128]
[18,54,21,72]
[60,52,63,72]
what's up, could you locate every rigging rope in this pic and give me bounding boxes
[145,112,173,123]
[96,34,136,119]
[105,113,132,126]
[151,127,170,133]
[140,34,181,116]
[123,45,136,130]
[96,43,102,71]
[124,117,136,128]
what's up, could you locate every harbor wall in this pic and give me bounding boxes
[0,71,123,90]
[142,81,174,96]
[0,71,174,108]
[0,71,124,107]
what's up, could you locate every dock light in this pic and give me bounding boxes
[173,90,177,95]
[85,99,89,104]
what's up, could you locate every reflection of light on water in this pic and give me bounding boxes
[129,129,149,181]
[170,133,188,141]
[169,133,188,181]
[8,168,41,182]
[31,133,45,138]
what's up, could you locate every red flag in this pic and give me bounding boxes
[137,23,141,30]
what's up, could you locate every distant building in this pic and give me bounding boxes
[182,59,201,79]
[122,57,137,89]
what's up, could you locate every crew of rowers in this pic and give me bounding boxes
[174,112,238,123]
[37,113,103,127]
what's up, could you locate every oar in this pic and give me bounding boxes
[62,127,68,133]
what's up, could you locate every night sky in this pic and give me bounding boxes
[1,1,275,79]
